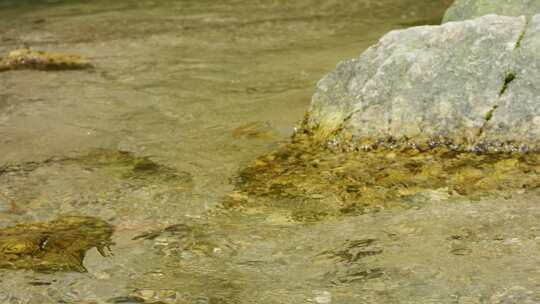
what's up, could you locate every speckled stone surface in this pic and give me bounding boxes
[307,14,540,151]
[443,0,540,22]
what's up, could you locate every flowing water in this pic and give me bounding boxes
[1,1,539,303]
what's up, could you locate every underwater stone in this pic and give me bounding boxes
[443,0,540,23]
[306,14,540,151]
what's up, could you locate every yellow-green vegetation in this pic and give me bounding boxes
[0,47,92,72]
[222,130,540,222]
[0,216,113,273]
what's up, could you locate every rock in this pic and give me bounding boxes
[443,0,540,23]
[305,14,540,152]
[484,15,540,147]
[0,216,113,273]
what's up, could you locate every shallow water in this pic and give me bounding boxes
[1,1,539,303]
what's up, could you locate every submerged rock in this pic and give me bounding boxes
[0,216,113,273]
[306,14,540,152]
[0,47,92,72]
[443,0,540,22]
[0,149,193,187]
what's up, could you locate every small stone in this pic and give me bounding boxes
[313,291,332,304]
[94,271,111,280]
[138,289,156,299]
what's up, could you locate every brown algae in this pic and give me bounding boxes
[0,216,113,273]
[0,47,92,72]
[223,134,540,222]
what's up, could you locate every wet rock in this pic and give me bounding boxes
[443,0,540,23]
[0,47,92,72]
[0,216,113,273]
[306,14,540,152]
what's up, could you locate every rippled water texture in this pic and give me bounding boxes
[1,1,539,303]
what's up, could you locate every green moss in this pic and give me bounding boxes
[484,105,497,121]
[499,73,516,96]
[0,216,113,273]
[515,28,526,49]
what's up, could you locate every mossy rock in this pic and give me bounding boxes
[222,133,540,222]
[0,215,113,273]
[0,47,92,72]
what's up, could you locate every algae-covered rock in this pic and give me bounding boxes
[0,216,113,273]
[443,0,540,23]
[223,135,540,222]
[0,47,92,72]
[307,14,540,152]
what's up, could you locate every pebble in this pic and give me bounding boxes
[313,291,332,304]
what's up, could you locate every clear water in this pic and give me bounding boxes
[1,1,539,303]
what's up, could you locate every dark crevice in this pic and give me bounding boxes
[484,105,498,122]
[515,29,526,49]
[478,71,517,137]
[499,73,516,96]
[515,19,530,49]
[477,104,499,136]
[476,20,527,139]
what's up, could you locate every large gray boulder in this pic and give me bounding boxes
[443,0,540,22]
[306,14,540,152]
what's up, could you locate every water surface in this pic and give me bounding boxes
[2,1,538,303]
